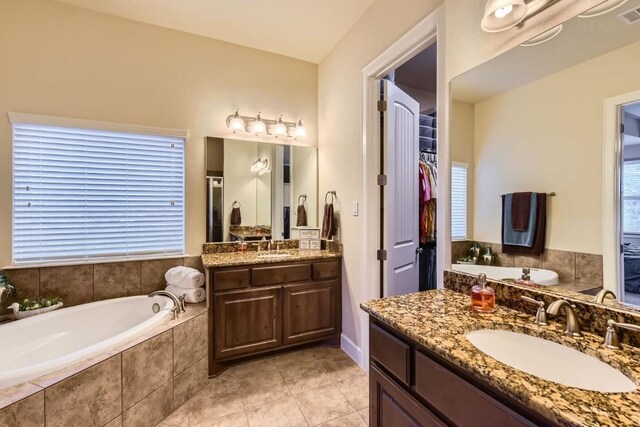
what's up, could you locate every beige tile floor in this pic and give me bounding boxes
[160,346,370,427]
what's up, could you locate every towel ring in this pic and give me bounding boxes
[325,190,336,204]
[232,201,241,208]
[298,194,307,206]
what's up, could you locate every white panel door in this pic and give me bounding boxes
[383,79,420,297]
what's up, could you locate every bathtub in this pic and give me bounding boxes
[452,264,559,286]
[0,295,173,390]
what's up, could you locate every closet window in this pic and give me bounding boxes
[451,162,468,241]
[10,114,186,265]
[624,160,640,234]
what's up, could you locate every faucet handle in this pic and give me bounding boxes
[604,319,640,350]
[177,295,186,313]
[521,296,548,326]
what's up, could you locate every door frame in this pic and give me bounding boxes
[360,5,448,369]
[603,89,640,302]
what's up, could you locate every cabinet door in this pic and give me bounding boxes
[283,281,340,345]
[214,287,282,359]
[371,365,445,427]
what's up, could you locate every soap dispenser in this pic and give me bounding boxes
[515,267,536,286]
[471,273,495,314]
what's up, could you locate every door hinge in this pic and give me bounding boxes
[377,249,387,261]
[377,174,387,186]
[377,100,387,112]
[621,123,625,134]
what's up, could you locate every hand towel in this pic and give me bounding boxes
[321,202,335,240]
[296,203,307,227]
[503,193,537,247]
[166,284,205,304]
[502,193,547,256]
[511,192,532,231]
[164,266,205,289]
[230,202,242,225]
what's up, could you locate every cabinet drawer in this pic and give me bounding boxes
[252,263,311,287]
[312,260,340,281]
[414,351,534,427]
[213,268,250,291]
[371,365,445,427]
[370,324,411,387]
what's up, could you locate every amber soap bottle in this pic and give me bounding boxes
[471,273,495,314]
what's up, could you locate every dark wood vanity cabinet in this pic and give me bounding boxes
[368,320,558,427]
[208,258,341,375]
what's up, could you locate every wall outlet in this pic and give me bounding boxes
[352,201,359,217]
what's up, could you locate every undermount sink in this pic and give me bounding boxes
[466,329,636,393]
[257,253,292,259]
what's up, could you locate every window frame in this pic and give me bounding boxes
[451,161,469,242]
[9,112,189,267]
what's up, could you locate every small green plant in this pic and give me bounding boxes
[0,272,15,297]
[15,297,62,311]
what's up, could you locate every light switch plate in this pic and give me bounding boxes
[352,201,359,216]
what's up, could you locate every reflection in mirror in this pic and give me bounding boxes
[205,137,317,242]
[449,0,640,310]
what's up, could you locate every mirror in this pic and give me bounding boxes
[449,0,640,311]
[206,137,317,242]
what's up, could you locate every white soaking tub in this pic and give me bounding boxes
[0,295,173,390]
[452,264,559,286]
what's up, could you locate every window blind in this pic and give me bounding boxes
[12,122,185,264]
[451,163,468,241]
[624,160,640,234]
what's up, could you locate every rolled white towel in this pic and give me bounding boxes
[166,284,205,304]
[164,266,204,289]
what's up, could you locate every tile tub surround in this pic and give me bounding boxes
[160,346,369,427]
[450,240,604,288]
[0,256,203,315]
[0,304,207,427]
[361,289,640,427]
[444,270,640,348]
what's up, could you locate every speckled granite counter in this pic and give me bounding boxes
[361,289,640,427]
[201,248,342,268]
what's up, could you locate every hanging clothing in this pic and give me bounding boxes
[419,159,437,243]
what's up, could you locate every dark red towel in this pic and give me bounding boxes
[502,193,546,256]
[511,192,532,231]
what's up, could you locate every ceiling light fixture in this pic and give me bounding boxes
[225,111,307,139]
[578,0,629,18]
[520,24,563,46]
[481,0,560,33]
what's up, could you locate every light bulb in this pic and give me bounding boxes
[294,119,307,139]
[253,112,266,135]
[228,110,245,132]
[274,115,288,137]
[494,5,512,18]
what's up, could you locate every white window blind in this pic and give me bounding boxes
[12,120,185,265]
[451,163,468,241]
[624,160,640,234]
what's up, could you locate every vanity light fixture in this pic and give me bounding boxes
[274,115,288,137]
[227,109,245,133]
[578,0,629,18]
[225,111,307,139]
[252,112,267,135]
[250,157,269,173]
[481,0,560,33]
[520,24,563,46]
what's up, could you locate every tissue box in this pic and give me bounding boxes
[299,228,321,250]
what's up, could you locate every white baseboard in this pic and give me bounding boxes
[340,333,364,368]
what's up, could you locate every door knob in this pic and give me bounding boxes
[416,247,423,254]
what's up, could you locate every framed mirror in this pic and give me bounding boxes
[205,137,317,242]
[449,0,640,311]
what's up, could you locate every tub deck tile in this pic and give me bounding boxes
[0,383,43,412]
[0,390,44,427]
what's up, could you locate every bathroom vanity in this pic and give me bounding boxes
[203,248,342,376]
[361,288,640,427]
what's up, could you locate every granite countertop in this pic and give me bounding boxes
[229,230,272,238]
[201,248,342,268]
[361,289,640,427]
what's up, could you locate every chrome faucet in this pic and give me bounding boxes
[594,289,617,304]
[604,319,640,350]
[521,295,547,326]
[546,299,582,337]
[148,290,183,319]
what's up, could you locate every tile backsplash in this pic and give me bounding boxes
[1,256,203,314]
[450,240,603,289]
